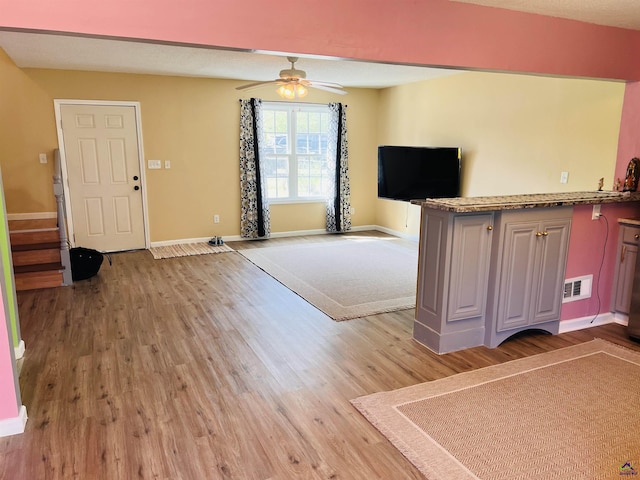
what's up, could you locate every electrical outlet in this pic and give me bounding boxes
[592,204,601,220]
[39,153,47,164]
[214,214,220,224]
[165,160,171,169]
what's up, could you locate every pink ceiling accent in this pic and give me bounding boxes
[1,0,640,80]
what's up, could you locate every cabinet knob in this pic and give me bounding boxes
[635,234,639,240]
[542,231,549,237]
[487,225,493,231]
[536,231,543,237]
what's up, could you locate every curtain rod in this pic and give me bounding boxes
[238,99,347,107]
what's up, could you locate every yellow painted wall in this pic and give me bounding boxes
[0,52,379,241]
[376,71,625,236]
[0,50,627,242]
[0,49,57,213]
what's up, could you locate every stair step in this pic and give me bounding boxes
[12,248,61,267]
[10,229,60,246]
[11,241,60,252]
[14,262,64,274]
[15,270,64,291]
[8,218,57,231]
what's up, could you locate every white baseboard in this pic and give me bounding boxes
[7,212,56,221]
[14,340,25,360]
[374,225,419,242]
[0,405,28,437]
[558,312,620,333]
[150,236,216,248]
[149,225,384,247]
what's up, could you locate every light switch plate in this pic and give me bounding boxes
[148,159,161,169]
[39,153,47,164]
[165,160,171,169]
[560,171,569,184]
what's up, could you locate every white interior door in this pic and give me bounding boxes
[60,104,146,252]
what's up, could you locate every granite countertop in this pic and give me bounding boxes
[619,217,640,226]
[411,191,640,213]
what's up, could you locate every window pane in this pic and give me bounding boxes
[297,154,328,198]
[263,110,289,154]
[264,154,290,198]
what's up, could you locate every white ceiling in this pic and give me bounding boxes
[0,31,461,89]
[0,0,638,88]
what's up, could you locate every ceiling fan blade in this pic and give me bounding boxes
[235,80,278,91]
[308,83,347,95]
[306,80,344,89]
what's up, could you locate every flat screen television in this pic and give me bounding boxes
[378,145,461,201]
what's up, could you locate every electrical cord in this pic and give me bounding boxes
[590,213,609,323]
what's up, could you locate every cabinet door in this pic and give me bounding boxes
[530,218,571,324]
[614,243,638,314]
[496,221,539,331]
[447,214,493,322]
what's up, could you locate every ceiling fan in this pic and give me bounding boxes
[236,56,347,99]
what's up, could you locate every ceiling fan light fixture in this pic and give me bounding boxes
[277,82,308,100]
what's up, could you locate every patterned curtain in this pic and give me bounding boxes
[239,98,270,238]
[326,103,352,233]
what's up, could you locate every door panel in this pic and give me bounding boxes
[448,214,493,322]
[496,221,539,331]
[531,219,571,324]
[61,104,145,252]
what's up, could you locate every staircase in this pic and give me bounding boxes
[9,218,66,291]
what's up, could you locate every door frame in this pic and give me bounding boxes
[54,99,150,250]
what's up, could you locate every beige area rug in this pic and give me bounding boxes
[237,236,418,321]
[351,339,640,480]
[149,242,234,259]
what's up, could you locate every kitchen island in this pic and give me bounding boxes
[411,191,640,354]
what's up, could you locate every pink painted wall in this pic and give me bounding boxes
[562,202,640,320]
[614,82,640,184]
[0,292,19,421]
[560,81,640,320]
[1,0,640,81]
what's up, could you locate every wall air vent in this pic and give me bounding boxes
[562,275,593,303]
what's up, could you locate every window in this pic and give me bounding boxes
[261,102,331,202]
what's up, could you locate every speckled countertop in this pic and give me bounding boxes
[411,191,640,213]
[619,217,640,226]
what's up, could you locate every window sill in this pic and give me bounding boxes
[268,198,328,205]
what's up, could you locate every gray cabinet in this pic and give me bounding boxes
[486,207,572,347]
[611,221,640,315]
[414,205,572,353]
[414,210,494,353]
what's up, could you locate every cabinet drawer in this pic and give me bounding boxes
[622,226,640,245]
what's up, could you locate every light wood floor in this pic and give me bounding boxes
[2,233,640,479]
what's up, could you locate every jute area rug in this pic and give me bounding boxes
[237,236,418,321]
[352,339,640,480]
[149,242,233,259]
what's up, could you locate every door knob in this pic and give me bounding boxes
[134,186,140,191]
[133,175,139,181]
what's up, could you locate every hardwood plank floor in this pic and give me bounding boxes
[2,234,640,479]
